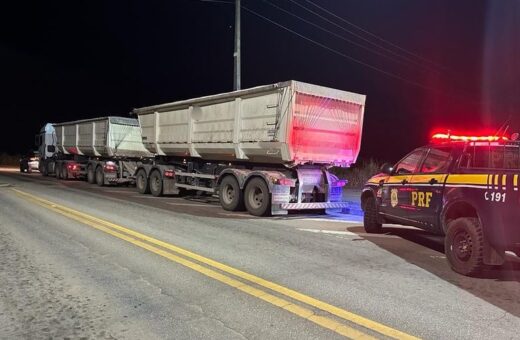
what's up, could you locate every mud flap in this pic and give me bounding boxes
[163,177,180,195]
[483,238,505,266]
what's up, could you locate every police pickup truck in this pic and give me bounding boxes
[361,133,520,276]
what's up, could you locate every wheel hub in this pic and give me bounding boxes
[454,231,472,261]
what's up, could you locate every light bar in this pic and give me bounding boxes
[432,133,508,142]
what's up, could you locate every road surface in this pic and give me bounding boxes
[1,169,519,339]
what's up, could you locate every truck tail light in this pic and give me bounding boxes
[67,163,79,171]
[104,164,117,172]
[277,178,296,187]
[164,169,175,178]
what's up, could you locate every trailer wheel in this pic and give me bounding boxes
[55,163,61,179]
[95,166,104,186]
[87,165,95,184]
[136,169,150,194]
[363,196,382,233]
[61,164,68,180]
[42,163,48,176]
[149,170,163,197]
[445,217,486,276]
[219,176,244,211]
[244,177,271,217]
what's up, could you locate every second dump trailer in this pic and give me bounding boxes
[38,116,152,185]
[133,80,365,216]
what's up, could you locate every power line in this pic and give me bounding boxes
[262,0,433,73]
[304,0,446,70]
[286,0,441,73]
[241,5,440,92]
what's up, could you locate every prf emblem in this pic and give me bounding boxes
[390,189,399,207]
[412,191,433,208]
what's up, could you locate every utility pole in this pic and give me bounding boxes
[233,0,241,91]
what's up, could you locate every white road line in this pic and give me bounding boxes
[102,190,133,193]
[130,195,172,199]
[297,228,357,236]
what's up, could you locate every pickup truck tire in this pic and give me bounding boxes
[136,169,150,194]
[445,217,485,276]
[219,176,244,211]
[87,165,95,184]
[244,177,271,217]
[95,166,104,186]
[149,170,163,197]
[363,196,382,233]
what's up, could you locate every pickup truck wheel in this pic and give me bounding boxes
[149,170,163,197]
[136,169,150,194]
[219,176,244,211]
[363,196,382,233]
[95,166,104,186]
[87,165,95,184]
[445,217,485,276]
[244,177,271,217]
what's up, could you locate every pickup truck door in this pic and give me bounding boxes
[408,146,453,230]
[380,148,426,221]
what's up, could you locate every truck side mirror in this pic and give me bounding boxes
[380,163,393,175]
[47,145,56,153]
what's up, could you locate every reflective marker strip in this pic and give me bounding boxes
[502,174,507,191]
[515,175,519,191]
[494,174,499,190]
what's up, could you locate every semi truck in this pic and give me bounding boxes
[36,116,152,185]
[132,80,365,216]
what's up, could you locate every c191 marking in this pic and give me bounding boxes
[485,191,506,203]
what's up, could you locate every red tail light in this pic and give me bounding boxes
[277,178,296,187]
[104,164,117,172]
[67,163,79,171]
[164,169,175,178]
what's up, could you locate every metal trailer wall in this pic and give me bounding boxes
[134,80,365,167]
[54,117,152,158]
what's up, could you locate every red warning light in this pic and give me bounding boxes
[431,133,509,142]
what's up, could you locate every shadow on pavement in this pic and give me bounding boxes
[347,225,520,317]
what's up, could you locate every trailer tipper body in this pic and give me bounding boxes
[38,117,152,185]
[133,81,365,216]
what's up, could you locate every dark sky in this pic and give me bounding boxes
[1,0,519,162]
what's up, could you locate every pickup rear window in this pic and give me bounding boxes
[460,143,520,170]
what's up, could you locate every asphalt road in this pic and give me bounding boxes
[1,168,519,339]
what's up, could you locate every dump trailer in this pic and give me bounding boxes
[37,116,152,185]
[133,80,365,216]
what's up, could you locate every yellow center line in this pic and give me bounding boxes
[12,188,420,340]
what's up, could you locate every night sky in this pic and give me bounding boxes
[1,0,519,162]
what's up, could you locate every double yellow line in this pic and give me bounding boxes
[12,188,419,340]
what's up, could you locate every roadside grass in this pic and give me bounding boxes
[0,152,21,166]
[331,159,383,190]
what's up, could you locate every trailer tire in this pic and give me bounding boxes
[61,164,68,180]
[149,170,163,197]
[136,169,150,194]
[95,166,104,186]
[55,163,61,179]
[244,177,271,217]
[219,176,244,211]
[445,217,486,276]
[363,196,382,233]
[42,163,48,176]
[87,165,95,184]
